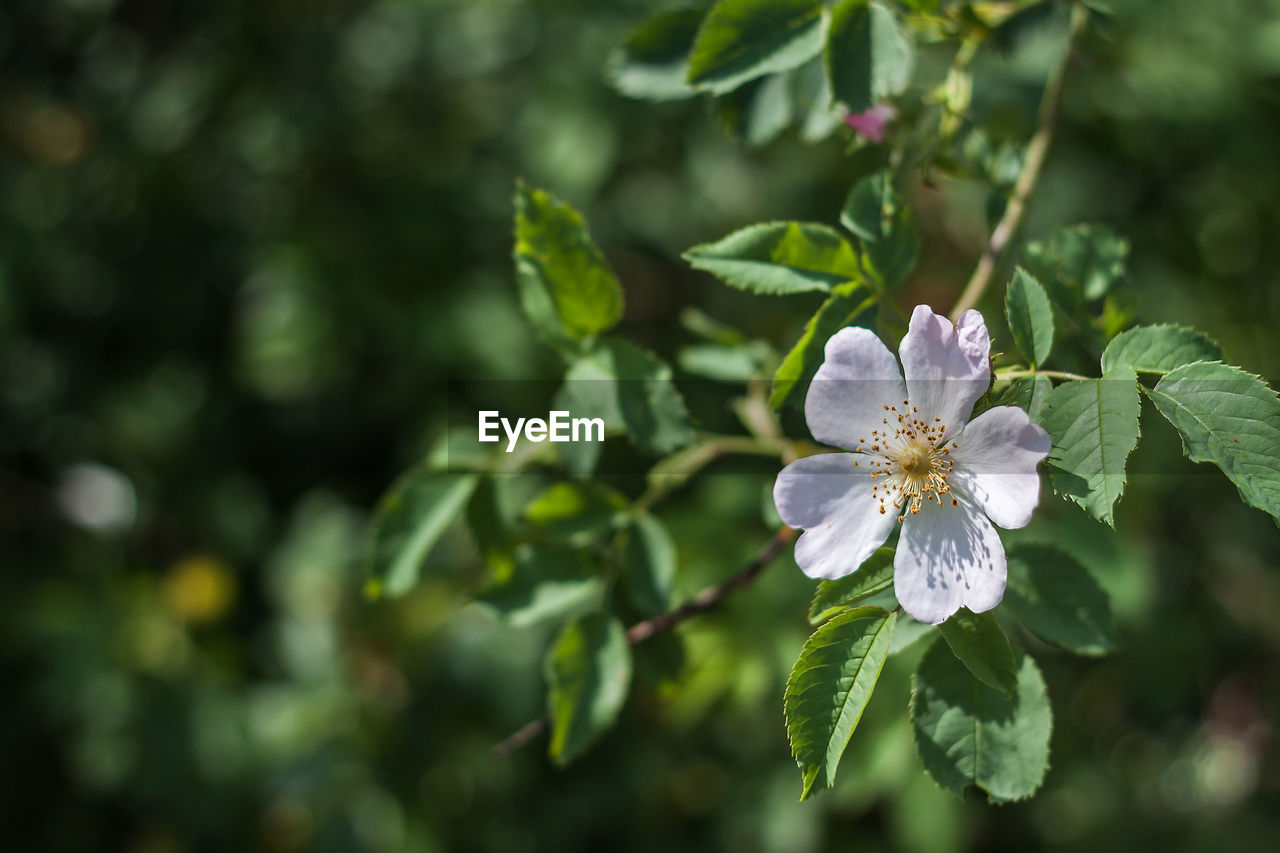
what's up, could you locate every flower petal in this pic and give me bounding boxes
[805,327,907,451]
[949,405,1052,529]
[773,452,897,580]
[893,497,1006,624]
[898,305,990,438]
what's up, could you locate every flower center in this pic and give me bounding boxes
[856,400,959,523]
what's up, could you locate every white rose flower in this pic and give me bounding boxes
[773,304,1052,624]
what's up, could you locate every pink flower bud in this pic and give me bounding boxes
[842,104,895,143]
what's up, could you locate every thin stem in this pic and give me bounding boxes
[490,526,797,758]
[996,368,1090,381]
[633,432,795,514]
[949,3,1090,321]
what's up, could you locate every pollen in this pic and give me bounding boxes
[861,401,955,523]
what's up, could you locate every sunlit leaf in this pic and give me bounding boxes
[367,469,478,597]
[684,221,861,295]
[1100,324,1223,375]
[686,0,827,95]
[1039,368,1141,526]
[808,547,895,623]
[785,606,897,798]
[1146,361,1280,524]
[514,180,624,347]
[1004,268,1054,367]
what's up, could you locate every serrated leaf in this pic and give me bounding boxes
[808,547,895,623]
[685,221,861,295]
[1100,324,1223,375]
[620,512,677,616]
[367,469,477,597]
[1005,544,1116,656]
[686,0,827,95]
[1022,224,1128,311]
[1039,369,1141,526]
[558,337,695,454]
[475,544,604,627]
[937,610,1018,695]
[607,8,705,101]
[910,641,1052,803]
[514,181,623,347]
[824,0,912,112]
[785,606,897,799]
[1004,268,1054,367]
[770,284,876,409]
[1146,361,1280,524]
[545,612,632,765]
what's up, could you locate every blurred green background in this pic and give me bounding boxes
[4,0,1280,850]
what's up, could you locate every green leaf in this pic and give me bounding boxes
[785,606,898,799]
[1004,544,1116,656]
[620,512,677,616]
[558,337,695,454]
[607,8,705,101]
[678,341,773,382]
[910,642,1052,803]
[1146,361,1280,524]
[514,181,624,347]
[524,481,628,542]
[824,0,912,112]
[1039,368,1141,526]
[839,171,919,288]
[1022,224,1128,310]
[890,614,936,655]
[367,469,478,597]
[1100,324,1223,375]
[1004,268,1054,367]
[770,284,876,410]
[937,610,1018,696]
[545,613,632,766]
[465,475,519,557]
[808,547,895,623]
[684,221,861,295]
[982,374,1051,422]
[475,544,604,627]
[686,0,827,95]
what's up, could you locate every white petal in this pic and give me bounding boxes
[893,497,1006,624]
[949,405,1052,529]
[773,452,897,580]
[805,327,907,451]
[898,305,990,439]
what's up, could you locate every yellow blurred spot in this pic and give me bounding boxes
[164,555,236,624]
[363,578,383,600]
